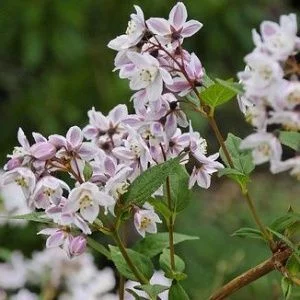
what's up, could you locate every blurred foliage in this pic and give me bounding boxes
[0,0,300,299]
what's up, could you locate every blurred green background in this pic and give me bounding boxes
[0,0,300,299]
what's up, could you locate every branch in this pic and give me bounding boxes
[209,248,292,300]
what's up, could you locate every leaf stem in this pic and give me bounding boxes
[119,275,125,300]
[113,230,148,284]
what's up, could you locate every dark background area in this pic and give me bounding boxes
[0,1,300,299]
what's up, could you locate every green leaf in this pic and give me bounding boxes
[5,212,51,224]
[148,198,172,220]
[159,249,186,280]
[122,158,180,206]
[269,213,300,233]
[231,227,264,240]
[166,164,191,213]
[135,284,169,299]
[215,78,244,94]
[279,131,300,151]
[0,248,11,261]
[169,282,190,300]
[202,73,215,88]
[83,161,93,181]
[281,277,292,300]
[109,245,154,281]
[220,133,255,175]
[87,237,111,260]
[133,232,199,258]
[125,288,148,300]
[199,80,237,108]
[286,254,300,277]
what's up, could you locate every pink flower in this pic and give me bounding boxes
[68,235,87,257]
[146,2,203,44]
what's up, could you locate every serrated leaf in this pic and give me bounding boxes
[220,133,255,175]
[122,158,180,206]
[135,284,169,299]
[5,212,51,224]
[109,245,154,281]
[281,277,292,300]
[166,164,191,213]
[169,282,190,300]
[231,227,264,240]
[200,81,237,108]
[133,232,199,258]
[215,78,244,94]
[83,161,93,181]
[279,131,300,151]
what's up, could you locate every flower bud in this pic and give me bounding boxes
[68,235,87,257]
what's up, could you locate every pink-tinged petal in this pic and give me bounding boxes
[181,20,203,37]
[46,231,65,248]
[169,2,187,29]
[98,192,115,210]
[73,214,91,234]
[127,52,151,68]
[165,114,177,139]
[167,77,189,93]
[82,125,98,140]
[146,18,171,36]
[113,147,135,160]
[30,142,56,160]
[119,63,136,79]
[197,170,211,189]
[147,75,163,102]
[48,134,66,148]
[160,68,173,85]
[78,142,98,160]
[32,132,47,143]
[107,34,129,51]
[69,235,87,256]
[37,228,57,236]
[80,205,99,223]
[151,122,164,136]
[109,104,128,124]
[4,158,21,171]
[66,126,83,150]
[260,21,279,38]
[17,128,30,149]
[104,156,116,175]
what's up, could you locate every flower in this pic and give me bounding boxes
[64,182,114,223]
[125,52,173,102]
[146,2,203,44]
[68,235,87,257]
[189,153,223,189]
[134,203,162,237]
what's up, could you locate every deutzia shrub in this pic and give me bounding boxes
[0,2,299,299]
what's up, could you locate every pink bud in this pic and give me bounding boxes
[4,158,21,171]
[30,142,56,160]
[68,235,87,257]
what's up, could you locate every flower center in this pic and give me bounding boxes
[79,194,92,209]
[130,143,142,157]
[126,20,137,35]
[139,67,158,83]
[287,88,300,106]
[15,176,28,188]
[140,216,151,229]
[115,181,130,197]
[258,66,273,81]
[257,143,271,156]
[43,188,55,197]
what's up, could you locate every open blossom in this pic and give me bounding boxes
[252,13,299,61]
[64,182,114,223]
[107,5,145,51]
[146,2,203,44]
[240,132,282,166]
[31,176,70,209]
[126,52,173,102]
[189,153,224,189]
[134,203,162,237]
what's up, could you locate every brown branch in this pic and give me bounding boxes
[209,248,292,300]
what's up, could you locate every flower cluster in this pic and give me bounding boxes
[238,14,300,178]
[0,2,223,257]
[0,248,117,300]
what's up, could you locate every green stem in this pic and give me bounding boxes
[166,176,176,271]
[113,230,148,284]
[119,275,125,300]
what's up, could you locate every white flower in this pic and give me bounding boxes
[126,52,173,102]
[134,203,162,237]
[64,182,114,223]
